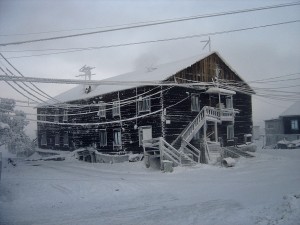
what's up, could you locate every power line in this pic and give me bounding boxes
[1,2,300,47]
[0,53,60,103]
[4,19,300,59]
[1,1,299,37]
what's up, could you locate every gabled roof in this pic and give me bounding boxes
[46,51,246,105]
[280,101,300,117]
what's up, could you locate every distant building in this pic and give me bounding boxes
[265,101,300,146]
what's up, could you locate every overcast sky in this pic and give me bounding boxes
[0,0,299,137]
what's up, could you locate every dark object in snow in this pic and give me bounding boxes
[8,158,16,167]
[43,156,65,161]
[222,157,236,167]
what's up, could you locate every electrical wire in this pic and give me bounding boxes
[3,20,300,59]
[1,1,299,37]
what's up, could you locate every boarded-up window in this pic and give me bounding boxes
[97,102,106,118]
[55,134,60,146]
[113,129,122,146]
[99,130,107,146]
[191,94,200,111]
[112,101,120,117]
[291,120,299,130]
[138,96,151,113]
[41,133,47,146]
[227,125,234,140]
[63,132,69,146]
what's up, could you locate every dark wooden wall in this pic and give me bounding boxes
[37,52,253,153]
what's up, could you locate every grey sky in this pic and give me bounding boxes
[0,0,300,137]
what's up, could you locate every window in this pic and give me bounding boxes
[97,102,106,118]
[54,110,59,123]
[191,94,200,111]
[227,125,234,139]
[112,101,120,117]
[63,110,68,122]
[226,97,233,109]
[291,120,299,130]
[39,113,46,122]
[41,133,47,146]
[138,96,151,113]
[55,134,60,146]
[139,126,152,146]
[113,129,122,146]
[63,132,69,146]
[99,130,107,146]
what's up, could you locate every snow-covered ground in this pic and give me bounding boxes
[0,143,300,225]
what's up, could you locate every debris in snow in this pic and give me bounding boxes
[128,154,143,162]
[222,157,236,167]
[0,122,10,129]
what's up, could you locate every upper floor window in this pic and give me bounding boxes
[63,110,68,122]
[291,120,299,130]
[112,101,120,117]
[54,110,59,123]
[138,96,151,113]
[226,97,233,109]
[191,94,200,112]
[39,113,46,122]
[97,102,106,118]
[99,129,107,146]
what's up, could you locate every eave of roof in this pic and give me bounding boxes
[41,51,251,106]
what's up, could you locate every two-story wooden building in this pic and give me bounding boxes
[37,51,253,164]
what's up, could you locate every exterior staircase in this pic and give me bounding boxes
[143,106,235,168]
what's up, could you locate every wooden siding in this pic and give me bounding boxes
[37,52,253,153]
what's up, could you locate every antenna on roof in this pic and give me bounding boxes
[76,65,95,81]
[201,36,211,52]
[76,65,95,94]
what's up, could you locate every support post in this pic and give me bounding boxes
[214,121,218,142]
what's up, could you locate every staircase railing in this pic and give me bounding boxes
[160,138,183,166]
[182,139,201,163]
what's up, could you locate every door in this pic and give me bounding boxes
[139,126,152,146]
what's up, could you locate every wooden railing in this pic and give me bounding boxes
[182,139,201,163]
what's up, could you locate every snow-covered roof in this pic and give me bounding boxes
[280,101,300,117]
[45,51,244,105]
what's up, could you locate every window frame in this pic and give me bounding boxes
[63,110,68,122]
[99,129,107,147]
[54,110,59,123]
[113,128,122,147]
[41,133,47,146]
[97,102,106,118]
[63,132,69,147]
[191,94,200,112]
[55,133,60,146]
[138,96,151,113]
[291,120,299,130]
[227,124,234,140]
[112,101,120,117]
